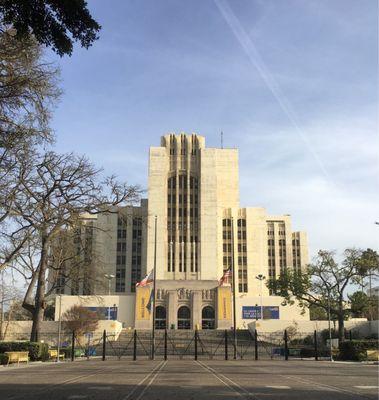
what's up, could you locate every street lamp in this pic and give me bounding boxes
[56,294,62,362]
[255,274,266,320]
[104,274,115,320]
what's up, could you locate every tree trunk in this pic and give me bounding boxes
[30,236,48,342]
[337,301,345,343]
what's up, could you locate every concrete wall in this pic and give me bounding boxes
[235,295,309,329]
[54,295,135,329]
[248,318,378,337]
[1,320,123,342]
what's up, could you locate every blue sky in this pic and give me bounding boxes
[48,0,378,258]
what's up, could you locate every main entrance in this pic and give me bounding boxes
[155,306,166,329]
[201,306,215,329]
[177,306,191,329]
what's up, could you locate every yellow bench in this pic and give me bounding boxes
[5,351,29,366]
[367,350,379,361]
[48,349,65,361]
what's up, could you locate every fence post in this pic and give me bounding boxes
[164,329,167,361]
[194,329,198,361]
[224,330,228,361]
[133,330,137,361]
[254,329,258,361]
[71,331,75,362]
[102,330,106,361]
[284,329,288,361]
[314,330,318,361]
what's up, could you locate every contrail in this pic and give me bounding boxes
[214,0,332,182]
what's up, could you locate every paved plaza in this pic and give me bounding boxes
[0,359,377,400]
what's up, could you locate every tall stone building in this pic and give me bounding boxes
[54,133,309,329]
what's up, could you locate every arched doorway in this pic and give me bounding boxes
[202,306,215,329]
[155,306,166,330]
[177,306,191,329]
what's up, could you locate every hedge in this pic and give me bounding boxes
[0,342,49,361]
[0,353,9,365]
[338,340,379,361]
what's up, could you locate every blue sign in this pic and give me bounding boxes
[87,306,118,320]
[263,306,279,319]
[242,306,279,320]
[242,306,261,319]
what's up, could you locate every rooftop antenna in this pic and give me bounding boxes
[221,131,224,149]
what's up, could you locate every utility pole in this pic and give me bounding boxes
[255,274,266,320]
[231,217,237,359]
[151,215,157,359]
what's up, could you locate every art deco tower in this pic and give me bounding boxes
[147,133,239,281]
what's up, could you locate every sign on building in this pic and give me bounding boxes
[242,306,279,320]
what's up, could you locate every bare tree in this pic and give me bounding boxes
[8,151,140,341]
[0,29,61,271]
[62,305,100,336]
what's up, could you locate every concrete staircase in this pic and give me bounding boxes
[104,329,255,359]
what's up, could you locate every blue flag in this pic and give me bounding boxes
[146,289,154,312]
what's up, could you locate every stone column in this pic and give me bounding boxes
[167,290,177,329]
[191,291,202,330]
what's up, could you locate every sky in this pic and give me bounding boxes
[47,0,378,259]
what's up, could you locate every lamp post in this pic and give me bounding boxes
[104,274,115,320]
[327,290,333,362]
[56,294,62,362]
[255,274,266,320]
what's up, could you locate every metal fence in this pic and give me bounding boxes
[0,329,337,361]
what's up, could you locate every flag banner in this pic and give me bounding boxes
[219,269,232,286]
[136,269,154,287]
[146,289,154,312]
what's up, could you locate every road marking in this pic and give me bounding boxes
[196,361,261,399]
[122,360,166,400]
[354,386,378,389]
[266,385,291,389]
[279,374,373,399]
[134,360,167,400]
[7,364,121,400]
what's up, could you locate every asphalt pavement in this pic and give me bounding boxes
[0,358,377,400]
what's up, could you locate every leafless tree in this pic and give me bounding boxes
[62,305,100,336]
[7,151,140,341]
[0,29,61,271]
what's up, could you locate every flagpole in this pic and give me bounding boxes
[151,215,157,360]
[231,216,237,359]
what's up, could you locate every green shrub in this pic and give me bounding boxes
[0,341,49,361]
[0,353,9,365]
[338,340,379,361]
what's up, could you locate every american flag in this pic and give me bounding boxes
[219,269,232,286]
[136,269,154,287]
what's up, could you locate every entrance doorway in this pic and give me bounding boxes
[202,306,215,329]
[155,306,166,329]
[177,306,191,329]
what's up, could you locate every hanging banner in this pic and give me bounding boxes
[217,286,232,320]
[135,286,151,320]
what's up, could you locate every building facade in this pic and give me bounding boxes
[53,133,309,329]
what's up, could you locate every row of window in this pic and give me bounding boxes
[167,175,199,189]
[167,194,199,204]
[222,219,246,227]
[167,208,199,217]
[169,147,198,157]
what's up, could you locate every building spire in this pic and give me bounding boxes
[221,131,224,149]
